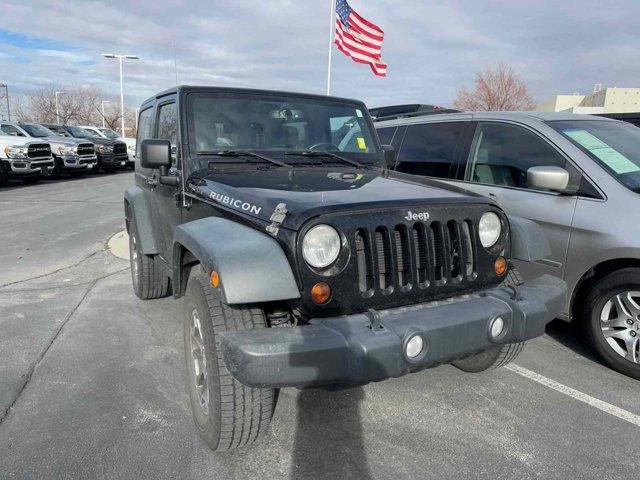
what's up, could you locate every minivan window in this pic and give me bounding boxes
[467,122,566,190]
[395,122,462,178]
[549,120,640,193]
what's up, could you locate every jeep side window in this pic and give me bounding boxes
[157,103,178,165]
[466,122,567,191]
[395,122,463,178]
[136,107,155,159]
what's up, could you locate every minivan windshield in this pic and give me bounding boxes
[186,92,382,168]
[21,123,56,138]
[549,120,640,192]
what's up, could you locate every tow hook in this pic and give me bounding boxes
[366,309,383,330]
[266,203,288,236]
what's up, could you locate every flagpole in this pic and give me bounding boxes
[326,0,336,95]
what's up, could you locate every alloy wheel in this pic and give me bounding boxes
[600,291,640,364]
[189,309,210,415]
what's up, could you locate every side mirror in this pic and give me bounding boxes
[140,139,172,170]
[381,145,396,169]
[527,166,570,192]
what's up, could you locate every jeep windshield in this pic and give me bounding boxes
[186,92,383,169]
[549,120,640,192]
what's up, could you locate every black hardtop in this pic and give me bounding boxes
[140,85,368,110]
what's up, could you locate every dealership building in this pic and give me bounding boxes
[536,86,640,114]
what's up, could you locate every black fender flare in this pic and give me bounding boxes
[124,186,159,255]
[173,217,300,304]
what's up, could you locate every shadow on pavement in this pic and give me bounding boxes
[291,386,372,480]
[544,318,601,363]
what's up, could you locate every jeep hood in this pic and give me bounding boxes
[188,167,492,231]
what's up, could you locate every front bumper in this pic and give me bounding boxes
[221,275,566,388]
[60,154,98,170]
[99,153,128,168]
[6,157,54,175]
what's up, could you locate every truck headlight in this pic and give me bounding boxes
[96,145,105,154]
[58,146,77,155]
[4,146,27,159]
[479,212,502,248]
[302,224,341,269]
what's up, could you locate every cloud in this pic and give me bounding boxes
[1,0,640,110]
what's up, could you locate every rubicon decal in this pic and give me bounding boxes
[208,190,262,215]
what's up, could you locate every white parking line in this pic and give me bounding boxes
[506,364,640,427]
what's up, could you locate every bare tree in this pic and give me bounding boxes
[454,62,535,111]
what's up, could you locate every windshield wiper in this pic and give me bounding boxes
[199,150,291,168]
[284,150,363,168]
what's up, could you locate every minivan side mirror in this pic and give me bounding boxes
[381,144,396,168]
[527,166,570,192]
[140,139,172,170]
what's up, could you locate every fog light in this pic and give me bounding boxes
[490,317,505,339]
[311,282,332,305]
[405,334,424,359]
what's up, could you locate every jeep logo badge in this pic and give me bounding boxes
[404,210,430,221]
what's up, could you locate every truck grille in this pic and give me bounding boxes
[113,142,127,155]
[77,143,95,156]
[27,143,51,159]
[355,219,475,296]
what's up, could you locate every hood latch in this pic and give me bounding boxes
[266,203,288,236]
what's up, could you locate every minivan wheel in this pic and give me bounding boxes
[183,270,276,451]
[582,268,640,380]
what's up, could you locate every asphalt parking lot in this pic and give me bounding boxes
[0,173,639,480]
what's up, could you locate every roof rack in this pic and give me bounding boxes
[369,104,462,122]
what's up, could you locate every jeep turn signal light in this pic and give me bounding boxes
[210,270,220,288]
[494,257,507,276]
[311,282,332,305]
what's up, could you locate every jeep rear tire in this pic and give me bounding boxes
[582,268,640,381]
[128,221,171,299]
[451,342,524,373]
[183,271,276,451]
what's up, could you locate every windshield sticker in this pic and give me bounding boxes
[356,137,367,151]
[563,129,640,175]
[356,109,363,117]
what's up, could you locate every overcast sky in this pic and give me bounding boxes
[2,0,640,110]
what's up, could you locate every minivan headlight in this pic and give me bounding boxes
[302,224,341,269]
[479,212,502,248]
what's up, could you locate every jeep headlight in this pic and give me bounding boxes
[4,145,27,159]
[302,224,341,269]
[479,212,502,248]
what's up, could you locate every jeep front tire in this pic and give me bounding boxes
[183,271,276,451]
[451,342,524,373]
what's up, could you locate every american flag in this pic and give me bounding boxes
[334,0,387,77]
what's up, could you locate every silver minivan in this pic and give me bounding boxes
[375,110,640,379]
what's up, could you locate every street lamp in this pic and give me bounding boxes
[102,53,139,137]
[101,100,111,128]
[0,84,10,121]
[55,91,65,124]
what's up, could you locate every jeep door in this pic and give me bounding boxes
[137,100,181,263]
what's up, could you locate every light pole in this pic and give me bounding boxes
[102,53,139,137]
[0,84,10,121]
[101,100,111,128]
[55,91,65,124]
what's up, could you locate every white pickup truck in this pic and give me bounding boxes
[0,130,54,186]
[80,126,136,168]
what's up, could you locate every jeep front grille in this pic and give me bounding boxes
[355,219,475,296]
[27,143,51,159]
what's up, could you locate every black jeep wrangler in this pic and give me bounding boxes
[124,86,566,452]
